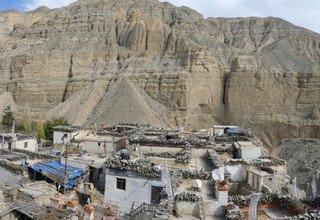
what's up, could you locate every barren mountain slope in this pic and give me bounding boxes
[0,0,320,146]
[278,139,320,196]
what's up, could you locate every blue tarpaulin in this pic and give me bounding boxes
[226,127,251,135]
[226,128,238,133]
[29,161,84,189]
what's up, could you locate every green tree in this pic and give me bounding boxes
[36,120,46,140]
[2,106,14,131]
[44,117,70,140]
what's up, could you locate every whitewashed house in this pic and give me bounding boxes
[104,168,165,213]
[234,141,261,160]
[53,126,128,155]
[75,135,125,155]
[0,133,38,153]
[53,126,84,144]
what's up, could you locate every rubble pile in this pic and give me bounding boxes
[143,152,176,158]
[106,157,161,178]
[207,150,223,168]
[175,149,192,164]
[175,192,200,202]
[180,169,212,180]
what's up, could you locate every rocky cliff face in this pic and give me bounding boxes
[0,0,319,146]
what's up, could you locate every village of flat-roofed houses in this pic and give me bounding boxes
[0,122,318,220]
[0,0,320,219]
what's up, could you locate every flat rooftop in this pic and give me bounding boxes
[75,133,120,142]
[66,153,107,168]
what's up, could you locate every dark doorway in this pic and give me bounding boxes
[8,142,12,151]
[151,186,163,205]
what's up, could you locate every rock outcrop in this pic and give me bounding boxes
[0,0,320,146]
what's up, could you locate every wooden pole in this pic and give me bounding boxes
[64,142,68,194]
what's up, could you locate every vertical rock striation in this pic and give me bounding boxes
[0,0,319,146]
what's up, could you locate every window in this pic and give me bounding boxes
[24,142,28,148]
[116,178,126,190]
[64,133,68,138]
[98,142,101,146]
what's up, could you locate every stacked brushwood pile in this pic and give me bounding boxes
[106,157,161,178]
[175,148,192,164]
[215,135,249,142]
[213,145,233,153]
[207,150,223,168]
[179,169,212,180]
[129,133,210,146]
[175,191,200,202]
[228,193,301,209]
[143,152,176,158]
[143,147,192,163]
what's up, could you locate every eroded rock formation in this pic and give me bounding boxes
[0,0,320,146]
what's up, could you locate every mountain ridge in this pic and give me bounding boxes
[0,0,319,147]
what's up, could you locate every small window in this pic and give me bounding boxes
[64,133,68,138]
[98,142,101,146]
[24,142,28,148]
[116,178,126,190]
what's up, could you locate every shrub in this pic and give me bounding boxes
[44,117,70,140]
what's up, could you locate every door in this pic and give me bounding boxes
[151,186,163,205]
[8,142,12,151]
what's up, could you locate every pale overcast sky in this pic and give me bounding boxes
[1,0,319,33]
